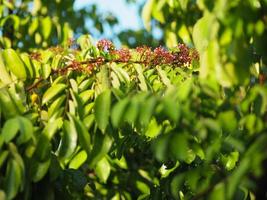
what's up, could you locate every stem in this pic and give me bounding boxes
[26,55,190,91]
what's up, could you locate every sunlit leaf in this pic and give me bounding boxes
[95,157,111,183]
[0,52,12,85]
[69,150,87,169]
[42,84,67,105]
[142,0,155,31]
[2,49,27,80]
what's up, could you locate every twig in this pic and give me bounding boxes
[26,77,44,91]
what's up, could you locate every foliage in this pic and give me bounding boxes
[0,0,267,200]
[0,0,156,49]
[142,0,267,86]
[0,0,121,49]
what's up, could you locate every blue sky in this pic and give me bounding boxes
[74,0,143,31]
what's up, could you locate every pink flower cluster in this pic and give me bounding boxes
[171,44,192,66]
[134,44,197,66]
[95,39,199,69]
[96,39,114,51]
[153,46,175,65]
[85,57,105,74]
[111,48,131,62]
[136,45,153,63]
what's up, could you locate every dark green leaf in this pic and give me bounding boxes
[94,90,111,133]
[57,120,78,159]
[88,132,112,167]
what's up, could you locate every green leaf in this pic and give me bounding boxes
[145,118,162,138]
[1,116,34,145]
[124,95,141,124]
[51,54,62,70]
[69,89,85,118]
[20,53,35,79]
[42,83,66,105]
[178,0,188,10]
[7,143,25,185]
[0,88,22,118]
[70,79,78,92]
[177,78,192,101]
[142,0,155,31]
[84,102,94,116]
[208,182,225,200]
[2,49,27,80]
[41,16,52,39]
[162,95,180,122]
[88,133,112,167]
[95,65,110,95]
[111,63,130,84]
[40,50,53,64]
[193,12,218,52]
[111,98,129,127]
[43,118,63,140]
[49,154,61,182]
[1,118,19,143]
[34,134,51,161]
[0,150,9,168]
[28,17,39,35]
[152,0,166,23]
[170,174,185,199]
[69,114,91,156]
[57,120,78,159]
[134,64,148,91]
[16,117,34,145]
[94,90,111,133]
[77,34,94,50]
[111,70,121,88]
[170,133,188,161]
[79,89,94,105]
[48,95,66,118]
[31,158,51,183]
[227,158,250,199]
[0,135,3,149]
[139,95,156,126]
[136,180,150,194]
[83,114,95,130]
[41,63,51,79]
[152,134,170,162]
[222,151,239,171]
[69,150,87,169]
[159,161,179,179]
[0,190,5,200]
[95,157,111,183]
[218,111,237,134]
[78,78,93,92]
[157,66,172,87]
[0,52,12,85]
[4,159,22,200]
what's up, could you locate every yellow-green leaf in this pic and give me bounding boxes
[0,52,12,85]
[2,49,27,80]
[41,16,52,39]
[42,84,66,105]
[142,0,155,31]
